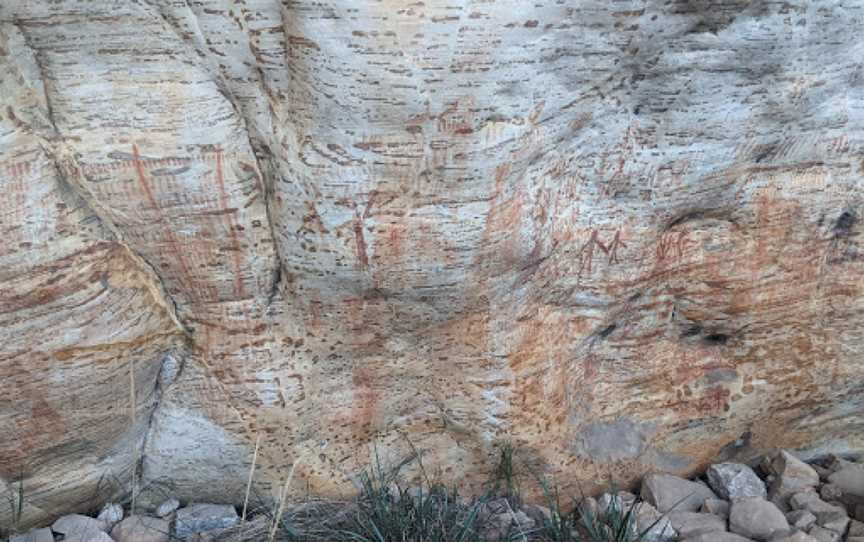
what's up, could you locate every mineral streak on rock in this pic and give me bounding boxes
[1,0,863,529]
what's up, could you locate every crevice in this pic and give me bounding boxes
[597,323,617,340]
[136,349,189,502]
[666,208,735,230]
[13,17,191,338]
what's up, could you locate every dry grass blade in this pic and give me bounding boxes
[241,433,261,524]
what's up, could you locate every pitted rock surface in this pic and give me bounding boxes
[2,0,864,529]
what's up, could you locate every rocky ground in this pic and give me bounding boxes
[4,449,864,542]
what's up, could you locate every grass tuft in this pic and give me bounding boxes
[333,450,483,542]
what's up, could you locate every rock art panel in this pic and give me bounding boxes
[1,0,863,529]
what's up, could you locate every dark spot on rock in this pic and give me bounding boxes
[598,323,617,339]
[524,20,539,28]
[834,209,857,237]
[703,332,729,345]
[667,208,734,230]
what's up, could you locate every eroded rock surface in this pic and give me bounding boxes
[2,0,864,529]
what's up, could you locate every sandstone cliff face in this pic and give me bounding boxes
[1,0,863,529]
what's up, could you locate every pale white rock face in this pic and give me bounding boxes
[2,0,864,529]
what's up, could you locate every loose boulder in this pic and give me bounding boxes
[175,504,239,540]
[806,525,841,542]
[641,474,717,513]
[667,511,727,538]
[766,452,820,501]
[826,464,864,505]
[51,514,108,538]
[97,502,124,529]
[729,497,790,541]
[786,510,816,531]
[156,498,180,518]
[111,515,170,542]
[683,533,754,542]
[708,463,768,500]
[9,528,54,542]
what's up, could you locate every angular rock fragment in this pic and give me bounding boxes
[786,510,816,531]
[156,498,181,518]
[826,464,864,505]
[597,491,637,515]
[667,510,727,538]
[635,502,677,542]
[641,474,718,513]
[766,452,820,500]
[97,502,124,529]
[806,525,840,542]
[708,463,767,500]
[814,510,848,533]
[175,504,239,540]
[818,484,842,503]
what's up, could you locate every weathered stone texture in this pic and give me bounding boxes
[1,0,863,529]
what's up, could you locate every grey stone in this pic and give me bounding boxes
[786,510,816,531]
[825,455,858,473]
[597,491,637,515]
[819,484,842,502]
[683,533,754,542]
[52,513,108,537]
[768,532,818,542]
[97,502,124,528]
[667,511,727,538]
[856,504,864,521]
[635,502,676,542]
[708,463,768,500]
[850,519,864,537]
[64,532,115,542]
[789,492,845,516]
[814,510,847,533]
[729,497,790,541]
[813,465,833,483]
[175,504,239,539]
[826,465,864,505]
[848,538,864,542]
[156,498,180,518]
[766,452,820,500]
[806,525,840,542]
[641,473,718,513]
[702,498,731,518]
[9,527,54,542]
[111,515,170,542]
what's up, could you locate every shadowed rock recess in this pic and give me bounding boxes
[1,0,862,530]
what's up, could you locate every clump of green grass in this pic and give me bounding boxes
[534,476,669,542]
[333,451,483,542]
[490,443,521,505]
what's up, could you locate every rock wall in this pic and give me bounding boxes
[2,0,863,529]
